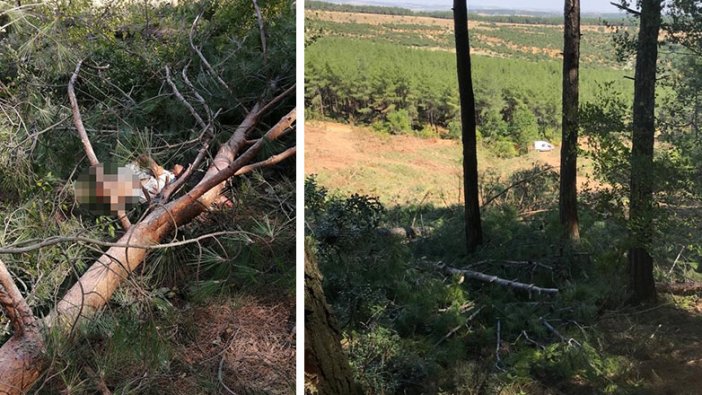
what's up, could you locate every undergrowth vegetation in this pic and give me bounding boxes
[306,175,623,393]
[305,137,700,393]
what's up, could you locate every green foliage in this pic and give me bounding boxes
[659,54,702,197]
[306,176,384,253]
[307,179,468,393]
[491,137,519,158]
[346,326,402,392]
[307,171,637,393]
[509,101,541,154]
[447,118,462,140]
[507,342,625,392]
[40,298,174,393]
[306,36,631,152]
[305,4,702,393]
[581,81,699,238]
[580,82,632,215]
[386,109,413,134]
[479,108,508,139]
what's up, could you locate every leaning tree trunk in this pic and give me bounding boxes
[629,0,662,304]
[559,0,581,242]
[453,0,483,253]
[0,106,296,393]
[304,243,362,395]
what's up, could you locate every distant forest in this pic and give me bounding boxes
[306,1,637,26]
[305,38,632,155]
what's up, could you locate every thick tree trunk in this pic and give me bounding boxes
[559,0,581,241]
[0,259,43,394]
[304,245,362,395]
[628,0,662,304]
[0,108,296,393]
[453,0,483,253]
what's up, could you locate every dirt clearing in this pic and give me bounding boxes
[307,10,616,33]
[305,121,592,206]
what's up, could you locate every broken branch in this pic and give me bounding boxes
[610,1,641,16]
[540,318,581,347]
[0,258,36,336]
[165,65,207,129]
[161,66,226,202]
[150,107,295,232]
[160,83,293,205]
[0,230,253,255]
[69,59,131,230]
[257,84,296,117]
[68,59,99,166]
[252,0,267,63]
[190,13,231,92]
[439,264,559,294]
[0,107,295,392]
[481,165,555,208]
[234,146,296,176]
[182,62,213,126]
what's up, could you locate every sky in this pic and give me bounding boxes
[468,0,621,13]
[330,0,625,14]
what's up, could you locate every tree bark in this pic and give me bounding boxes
[628,0,662,304]
[560,0,581,241]
[453,0,483,253]
[0,258,43,394]
[0,259,37,336]
[304,245,362,395]
[0,108,296,394]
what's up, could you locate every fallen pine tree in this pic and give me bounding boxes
[0,83,295,393]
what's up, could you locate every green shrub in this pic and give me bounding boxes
[448,118,462,139]
[386,109,413,134]
[490,137,519,158]
[509,101,541,154]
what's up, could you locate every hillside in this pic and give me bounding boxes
[307,9,632,66]
[304,4,702,395]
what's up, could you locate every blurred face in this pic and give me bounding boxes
[75,164,142,214]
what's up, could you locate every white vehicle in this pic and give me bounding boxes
[534,140,555,152]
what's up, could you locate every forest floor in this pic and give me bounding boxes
[305,120,593,207]
[165,295,295,394]
[597,295,702,395]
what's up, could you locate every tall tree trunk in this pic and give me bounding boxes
[453,0,483,253]
[629,0,662,304]
[304,244,363,395]
[560,0,581,241]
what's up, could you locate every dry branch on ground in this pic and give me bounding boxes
[437,263,559,295]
